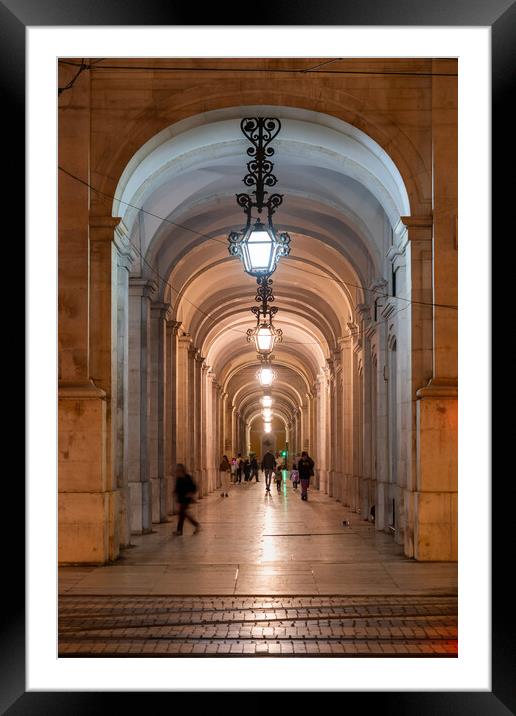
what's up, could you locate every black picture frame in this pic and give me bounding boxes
[8,0,512,711]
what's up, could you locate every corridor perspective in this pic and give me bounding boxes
[59,477,457,656]
[58,57,458,657]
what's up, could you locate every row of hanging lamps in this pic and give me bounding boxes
[227,117,291,418]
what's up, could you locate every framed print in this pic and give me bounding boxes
[9,0,513,710]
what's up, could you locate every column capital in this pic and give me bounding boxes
[397,214,433,245]
[369,278,389,300]
[416,377,458,399]
[166,319,182,335]
[400,214,433,229]
[356,303,371,322]
[88,214,121,233]
[151,301,172,320]
[129,278,158,299]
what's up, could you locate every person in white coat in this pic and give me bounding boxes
[220,455,231,497]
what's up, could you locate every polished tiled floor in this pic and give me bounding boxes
[59,475,457,596]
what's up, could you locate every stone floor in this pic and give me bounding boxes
[59,475,458,597]
[58,594,458,657]
[58,476,457,656]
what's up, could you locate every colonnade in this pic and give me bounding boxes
[58,59,457,567]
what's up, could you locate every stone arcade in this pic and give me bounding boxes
[58,58,457,565]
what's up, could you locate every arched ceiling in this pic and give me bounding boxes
[114,105,410,430]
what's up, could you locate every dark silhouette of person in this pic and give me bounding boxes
[250,456,259,481]
[298,451,315,501]
[261,451,277,493]
[173,463,200,535]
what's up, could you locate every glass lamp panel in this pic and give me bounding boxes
[264,423,272,433]
[261,395,273,408]
[256,325,274,353]
[245,229,274,273]
[262,408,272,420]
[259,367,274,386]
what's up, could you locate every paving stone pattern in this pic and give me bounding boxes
[59,594,458,657]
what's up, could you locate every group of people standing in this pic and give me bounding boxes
[219,453,260,496]
[219,450,315,500]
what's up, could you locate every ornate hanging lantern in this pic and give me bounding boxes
[261,395,273,409]
[228,117,291,278]
[246,276,282,356]
[256,356,276,388]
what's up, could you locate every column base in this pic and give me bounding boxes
[415,380,457,561]
[414,491,457,561]
[129,481,152,533]
[59,490,119,565]
[59,382,120,564]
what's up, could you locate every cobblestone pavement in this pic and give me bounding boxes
[59,594,458,657]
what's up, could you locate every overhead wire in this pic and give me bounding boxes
[57,166,456,359]
[57,58,457,78]
[58,166,457,313]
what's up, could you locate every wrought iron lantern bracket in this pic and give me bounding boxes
[228,117,291,278]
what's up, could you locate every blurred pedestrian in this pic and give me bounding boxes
[298,451,315,501]
[173,463,200,535]
[261,450,276,493]
[219,455,231,497]
[243,458,251,482]
[236,453,243,483]
[250,456,259,481]
[290,462,299,489]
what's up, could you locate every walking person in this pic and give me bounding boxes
[230,457,237,483]
[219,455,231,497]
[250,455,259,482]
[173,463,200,535]
[290,462,299,490]
[261,450,276,493]
[298,451,315,501]
[243,458,251,482]
[236,453,243,483]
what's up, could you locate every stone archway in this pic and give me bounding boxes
[58,59,457,565]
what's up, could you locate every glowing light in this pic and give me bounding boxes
[262,408,272,421]
[258,366,274,387]
[261,395,273,408]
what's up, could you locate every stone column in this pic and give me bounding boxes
[149,301,171,524]
[176,334,191,466]
[58,67,100,563]
[223,393,232,455]
[326,358,336,498]
[357,304,373,520]
[128,277,157,534]
[231,406,237,456]
[187,345,197,479]
[200,361,209,495]
[333,345,344,502]
[340,333,353,508]
[114,224,135,548]
[311,384,319,489]
[86,214,124,560]
[372,310,389,532]
[194,351,204,494]
[165,320,181,515]
[409,67,457,561]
